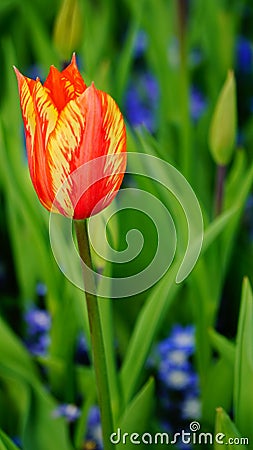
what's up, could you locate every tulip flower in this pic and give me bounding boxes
[15,54,127,219]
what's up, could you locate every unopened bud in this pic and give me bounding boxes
[53,0,83,61]
[209,71,237,166]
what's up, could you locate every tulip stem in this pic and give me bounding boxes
[74,219,114,450]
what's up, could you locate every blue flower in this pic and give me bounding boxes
[23,305,51,356]
[133,30,148,58]
[236,36,253,74]
[190,87,207,122]
[85,406,103,450]
[153,324,200,445]
[159,366,198,391]
[75,332,90,365]
[181,394,201,420]
[53,403,81,422]
[25,333,50,357]
[11,436,22,448]
[168,324,196,353]
[125,72,159,133]
[157,325,199,390]
[36,282,47,297]
[24,308,51,335]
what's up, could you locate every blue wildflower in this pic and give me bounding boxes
[85,406,103,450]
[24,306,51,356]
[159,365,198,391]
[11,436,22,448]
[25,333,50,357]
[125,72,159,132]
[36,282,47,297]
[168,324,195,353]
[24,308,51,335]
[53,403,81,422]
[188,48,203,67]
[152,324,200,449]
[181,394,201,420]
[157,325,199,390]
[236,36,253,74]
[190,87,207,122]
[133,30,148,58]
[75,332,90,365]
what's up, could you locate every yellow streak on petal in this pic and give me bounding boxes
[19,78,36,154]
[97,92,126,182]
[33,82,59,144]
[102,93,126,156]
[47,99,84,209]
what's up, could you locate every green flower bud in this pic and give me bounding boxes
[53,0,83,61]
[209,71,237,166]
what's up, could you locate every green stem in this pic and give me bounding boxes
[176,0,191,180]
[74,219,114,450]
[215,164,226,216]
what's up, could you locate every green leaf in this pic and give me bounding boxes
[120,174,238,407]
[115,8,143,102]
[22,383,73,450]
[202,357,233,427]
[120,261,180,405]
[0,368,30,437]
[209,328,235,366]
[201,328,236,427]
[234,278,253,443]
[115,378,155,450]
[222,161,253,274]
[0,318,72,450]
[0,316,38,384]
[201,205,238,254]
[74,367,96,449]
[21,0,58,66]
[215,407,248,449]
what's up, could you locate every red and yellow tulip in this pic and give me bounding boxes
[15,55,127,219]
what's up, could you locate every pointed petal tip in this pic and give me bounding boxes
[71,53,77,65]
[13,67,25,89]
[13,66,21,78]
[90,81,97,90]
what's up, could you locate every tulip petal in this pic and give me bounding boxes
[73,84,127,218]
[14,68,36,159]
[62,54,87,95]
[31,81,59,210]
[44,55,86,110]
[46,83,126,218]
[47,98,85,195]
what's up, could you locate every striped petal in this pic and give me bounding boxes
[72,83,127,218]
[46,97,85,215]
[44,54,86,110]
[47,83,126,218]
[31,81,59,210]
[14,68,36,161]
